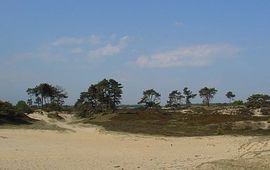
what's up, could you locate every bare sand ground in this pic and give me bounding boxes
[0,113,270,170]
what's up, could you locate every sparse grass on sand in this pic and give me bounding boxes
[86,108,270,137]
[1,108,270,169]
[0,113,66,131]
[0,121,66,131]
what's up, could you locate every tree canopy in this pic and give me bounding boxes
[75,79,123,116]
[183,87,197,107]
[167,90,184,108]
[226,91,236,103]
[246,94,270,108]
[138,89,161,108]
[27,83,68,108]
[199,87,218,107]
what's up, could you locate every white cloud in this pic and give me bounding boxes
[88,35,101,45]
[6,35,129,63]
[51,37,84,46]
[51,35,101,46]
[88,36,129,58]
[71,47,83,54]
[175,21,184,27]
[136,44,240,68]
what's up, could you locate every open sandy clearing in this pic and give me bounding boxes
[0,114,270,169]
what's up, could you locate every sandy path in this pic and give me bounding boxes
[0,114,269,170]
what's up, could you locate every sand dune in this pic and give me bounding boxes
[0,113,269,170]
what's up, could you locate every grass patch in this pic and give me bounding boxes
[86,109,270,137]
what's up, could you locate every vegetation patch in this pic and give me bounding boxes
[87,109,270,137]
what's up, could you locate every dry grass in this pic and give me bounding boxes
[87,108,270,137]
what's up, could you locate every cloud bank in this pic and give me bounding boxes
[7,35,129,64]
[136,44,240,68]
[51,35,101,46]
[88,36,128,58]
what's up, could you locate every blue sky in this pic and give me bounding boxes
[0,0,270,105]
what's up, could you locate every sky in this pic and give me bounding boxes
[1,0,270,105]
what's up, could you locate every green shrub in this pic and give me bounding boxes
[231,100,244,106]
[0,100,17,116]
[246,94,270,108]
[216,127,224,135]
[15,100,32,114]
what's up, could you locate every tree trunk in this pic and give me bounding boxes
[41,97,44,108]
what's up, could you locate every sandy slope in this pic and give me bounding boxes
[0,113,269,170]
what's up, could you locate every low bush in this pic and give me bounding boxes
[246,94,270,108]
[0,100,17,116]
[15,100,32,114]
[231,100,244,106]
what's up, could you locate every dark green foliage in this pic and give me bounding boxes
[183,87,197,107]
[167,90,184,108]
[15,100,32,114]
[226,91,236,103]
[27,83,68,109]
[138,89,161,108]
[216,127,224,135]
[75,79,123,117]
[231,100,244,106]
[0,100,35,125]
[246,94,270,108]
[0,101,17,116]
[199,87,218,107]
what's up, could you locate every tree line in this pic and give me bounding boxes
[22,79,270,116]
[138,87,238,109]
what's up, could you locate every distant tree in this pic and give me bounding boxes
[27,83,52,107]
[15,100,32,114]
[35,83,54,106]
[199,87,218,107]
[167,90,184,109]
[138,89,161,108]
[75,79,123,116]
[226,91,236,103]
[183,87,197,107]
[108,79,123,111]
[246,94,270,108]
[27,83,68,108]
[95,79,111,110]
[76,85,99,112]
[50,86,68,106]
